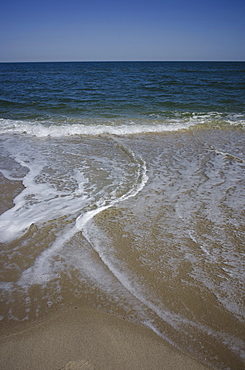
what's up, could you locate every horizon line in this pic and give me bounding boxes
[0,60,245,64]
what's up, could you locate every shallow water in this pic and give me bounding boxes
[0,62,245,369]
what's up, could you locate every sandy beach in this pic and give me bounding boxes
[1,61,244,369]
[0,307,210,370]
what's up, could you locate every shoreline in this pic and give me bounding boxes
[0,307,210,370]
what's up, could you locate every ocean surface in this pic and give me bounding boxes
[0,61,244,369]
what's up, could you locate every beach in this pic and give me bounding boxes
[0,62,244,369]
[0,307,210,370]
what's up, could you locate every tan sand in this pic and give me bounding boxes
[0,307,210,370]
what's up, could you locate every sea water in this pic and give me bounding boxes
[0,62,244,369]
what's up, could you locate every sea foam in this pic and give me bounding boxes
[0,119,192,137]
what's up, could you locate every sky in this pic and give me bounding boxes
[1,0,245,62]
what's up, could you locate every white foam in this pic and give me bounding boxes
[0,169,24,181]
[0,147,89,242]
[18,144,148,285]
[0,118,193,137]
[1,112,244,138]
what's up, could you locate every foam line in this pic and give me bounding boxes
[18,144,148,285]
[0,169,24,181]
[82,224,245,361]
[0,120,193,137]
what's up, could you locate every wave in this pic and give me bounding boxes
[0,119,192,137]
[2,122,190,137]
[0,113,244,138]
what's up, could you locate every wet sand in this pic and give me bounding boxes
[0,307,210,370]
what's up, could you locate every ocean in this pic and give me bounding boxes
[0,61,244,369]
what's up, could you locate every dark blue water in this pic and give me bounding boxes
[0,62,244,124]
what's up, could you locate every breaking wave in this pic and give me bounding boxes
[0,112,244,138]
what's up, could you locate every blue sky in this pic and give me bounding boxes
[1,0,245,62]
